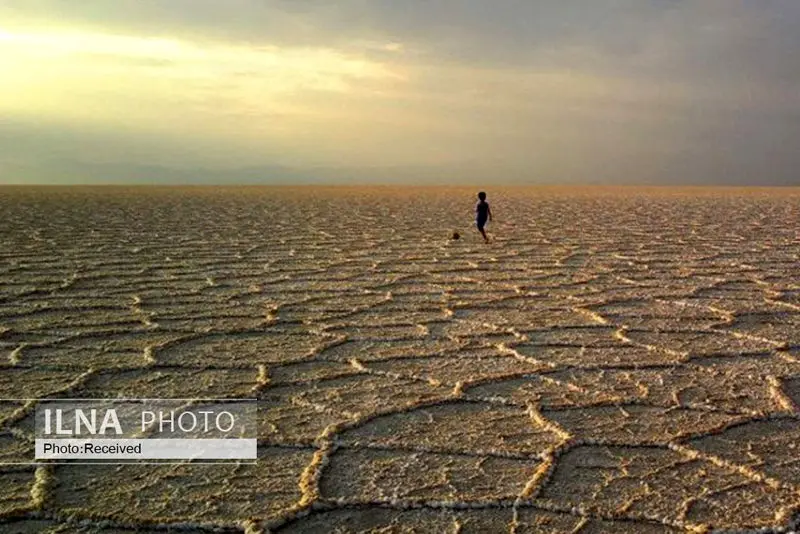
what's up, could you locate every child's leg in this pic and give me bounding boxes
[478,223,489,242]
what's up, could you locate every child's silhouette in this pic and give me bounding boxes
[475,191,492,243]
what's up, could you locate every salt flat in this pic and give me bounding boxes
[0,185,799,533]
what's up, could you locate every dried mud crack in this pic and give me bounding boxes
[1,186,799,533]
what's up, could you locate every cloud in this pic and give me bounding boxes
[6,1,798,75]
[0,0,799,184]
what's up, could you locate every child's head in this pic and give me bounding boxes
[478,191,487,201]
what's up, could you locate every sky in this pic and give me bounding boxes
[1,0,799,185]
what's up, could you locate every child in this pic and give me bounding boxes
[475,191,492,243]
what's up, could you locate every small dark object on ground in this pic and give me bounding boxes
[452,232,460,240]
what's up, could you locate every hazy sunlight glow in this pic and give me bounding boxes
[1,0,799,185]
[0,27,403,121]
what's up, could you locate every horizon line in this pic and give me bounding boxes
[2,182,800,189]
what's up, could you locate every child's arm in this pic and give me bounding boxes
[488,204,493,221]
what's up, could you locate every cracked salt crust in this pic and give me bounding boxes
[0,186,799,533]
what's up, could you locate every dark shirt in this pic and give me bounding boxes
[476,200,490,221]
